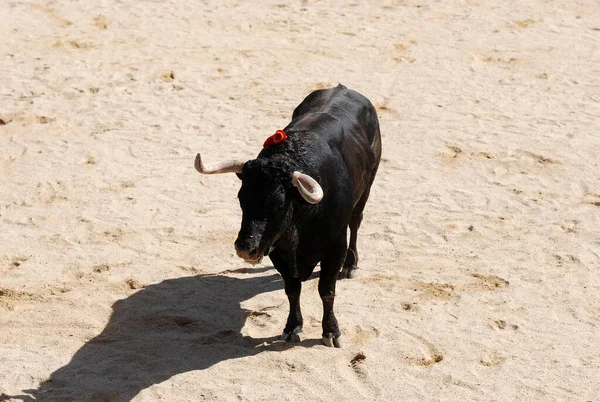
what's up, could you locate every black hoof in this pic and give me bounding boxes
[338,266,358,280]
[322,333,344,348]
[280,327,303,343]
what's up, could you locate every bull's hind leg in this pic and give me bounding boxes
[339,159,380,280]
[339,192,373,279]
[339,211,363,279]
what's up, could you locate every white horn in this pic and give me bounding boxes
[292,171,323,204]
[195,153,245,174]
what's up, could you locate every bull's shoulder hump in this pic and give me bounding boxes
[292,85,373,118]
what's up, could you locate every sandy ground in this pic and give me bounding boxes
[1,0,599,401]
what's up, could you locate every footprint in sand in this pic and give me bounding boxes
[398,330,444,367]
[52,40,93,50]
[159,71,175,82]
[583,193,600,207]
[244,310,276,328]
[492,319,519,331]
[0,287,57,310]
[471,52,519,71]
[400,302,418,312]
[480,350,507,366]
[444,145,463,160]
[100,228,126,242]
[350,325,380,345]
[241,303,284,340]
[124,278,145,290]
[93,15,109,30]
[465,273,509,291]
[6,256,29,268]
[517,150,559,166]
[552,254,583,268]
[411,281,457,301]
[350,352,367,375]
[93,264,110,274]
[24,115,56,125]
[441,148,559,180]
[555,220,579,233]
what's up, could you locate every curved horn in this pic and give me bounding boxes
[292,171,323,204]
[195,153,245,174]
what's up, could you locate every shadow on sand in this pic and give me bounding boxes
[5,268,318,402]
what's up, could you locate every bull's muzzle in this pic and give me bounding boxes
[234,239,262,264]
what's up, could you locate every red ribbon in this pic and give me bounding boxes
[263,130,287,148]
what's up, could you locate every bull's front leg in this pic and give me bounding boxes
[319,235,347,348]
[280,276,303,343]
[271,249,303,343]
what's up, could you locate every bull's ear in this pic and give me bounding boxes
[292,172,323,204]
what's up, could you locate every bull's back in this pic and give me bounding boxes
[289,85,381,212]
[292,84,380,148]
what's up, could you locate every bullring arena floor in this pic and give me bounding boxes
[1,1,599,400]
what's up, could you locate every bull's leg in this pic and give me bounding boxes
[339,163,379,280]
[339,193,369,279]
[339,212,363,279]
[271,250,304,343]
[319,236,347,348]
[280,277,303,343]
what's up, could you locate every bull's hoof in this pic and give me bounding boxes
[280,327,302,343]
[322,333,344,348]
[338,266,358,280]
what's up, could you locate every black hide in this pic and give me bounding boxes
[234,84,382,345]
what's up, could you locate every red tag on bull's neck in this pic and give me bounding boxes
[263,130,287,147]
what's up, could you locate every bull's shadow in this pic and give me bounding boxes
[18,269,291,402]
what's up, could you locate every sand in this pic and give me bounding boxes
[1,0,599,401]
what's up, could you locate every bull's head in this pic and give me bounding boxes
[195,153,323,264]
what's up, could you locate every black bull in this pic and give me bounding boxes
[195,85,381,347]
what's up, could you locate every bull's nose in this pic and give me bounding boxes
[234,240,259,260]
[236,247,259,261]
